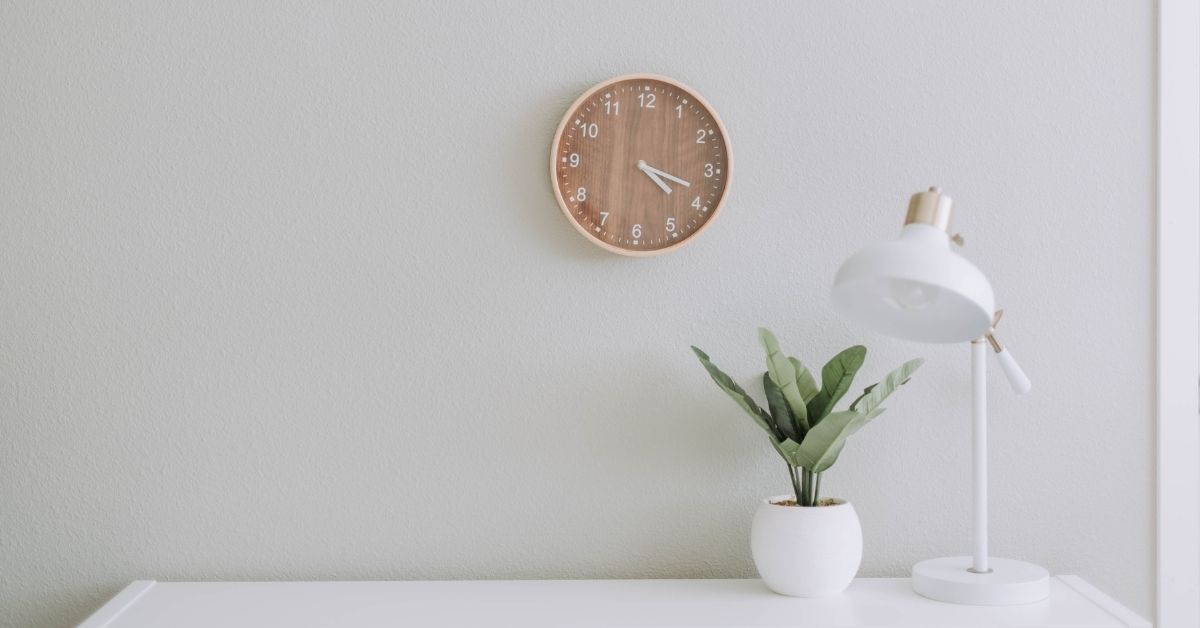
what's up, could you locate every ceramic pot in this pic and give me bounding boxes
[750,495,863,597]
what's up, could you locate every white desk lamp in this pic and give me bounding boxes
[831,187,1049,606]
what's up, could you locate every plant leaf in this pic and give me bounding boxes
[788,357,820,403]
[769,434,804,467]
[808,406,888,472]
[691,346,775,434]
[794,410,871,473]
[763,373,800,441]
[757,328,810,432]
[849,358,925,415]
[807,345,867,423]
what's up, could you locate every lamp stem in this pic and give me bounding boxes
[970,340,990,573]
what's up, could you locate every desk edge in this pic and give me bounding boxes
[1057,575,1152,627]
[72,577,1153,628]
[76,581,156,628]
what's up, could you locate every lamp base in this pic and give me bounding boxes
[912,556,1049,605]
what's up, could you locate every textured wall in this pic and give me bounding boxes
[0,2,1155,626]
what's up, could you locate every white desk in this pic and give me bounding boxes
[79,577,1150,627]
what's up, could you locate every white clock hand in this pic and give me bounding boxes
[637,160,673,194]
[641,163,692,188]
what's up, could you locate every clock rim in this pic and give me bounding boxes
[549,73,733,257]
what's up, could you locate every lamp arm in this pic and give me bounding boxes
[995,347,1032,394]
[986,332,1032,394]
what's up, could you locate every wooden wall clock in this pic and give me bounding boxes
[550,74,731,256]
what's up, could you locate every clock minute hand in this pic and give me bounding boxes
[641,163,691,188]
[637,160,673,194]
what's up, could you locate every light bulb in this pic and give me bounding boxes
[887,279,940,310]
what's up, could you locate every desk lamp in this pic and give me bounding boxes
[831,187,1049,605]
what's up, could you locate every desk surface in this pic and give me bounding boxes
[80,576,1150,627]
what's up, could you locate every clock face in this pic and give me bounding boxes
[550,74,731,256]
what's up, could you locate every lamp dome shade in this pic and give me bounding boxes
[832,224,995,343]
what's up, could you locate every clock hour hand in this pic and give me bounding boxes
[637,160,673,194]
[640,162,691,188]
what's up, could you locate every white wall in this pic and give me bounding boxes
[0,2,1155,626]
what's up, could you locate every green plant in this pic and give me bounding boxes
[692,328,923,507]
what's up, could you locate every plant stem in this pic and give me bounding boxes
[800,468,813,506]
[813,473,822,505]
[792,465,801,506]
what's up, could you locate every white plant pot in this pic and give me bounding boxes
[750,495,863,597]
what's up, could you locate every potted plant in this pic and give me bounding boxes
[691,328,923,597]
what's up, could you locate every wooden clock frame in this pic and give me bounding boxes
[549,74,732,257]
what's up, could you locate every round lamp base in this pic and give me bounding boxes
[912,556,1049,606]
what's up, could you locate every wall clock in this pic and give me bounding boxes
[550,74,731,256]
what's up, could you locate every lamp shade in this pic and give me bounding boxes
[832,223,995,343]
